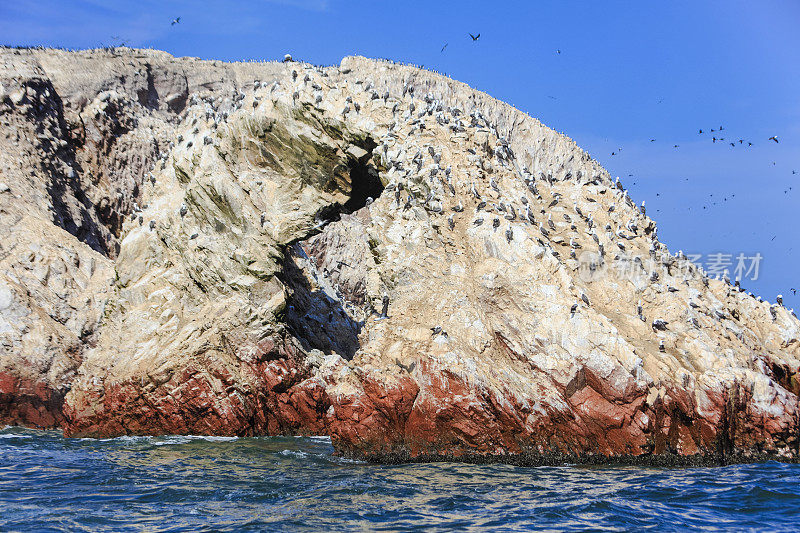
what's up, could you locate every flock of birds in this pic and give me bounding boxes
[158,18,796,306]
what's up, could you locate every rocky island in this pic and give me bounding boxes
[1,47,798,465]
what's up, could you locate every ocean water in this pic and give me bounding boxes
[2,427,799,532]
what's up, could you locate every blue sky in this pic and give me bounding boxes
[2,0,798,307]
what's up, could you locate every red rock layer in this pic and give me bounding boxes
[57,347,800,465]
[62,333,330,438]
[0,372,67,429]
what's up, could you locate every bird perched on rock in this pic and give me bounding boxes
[473,218,484,226]
[492,218,500,230]
[777,294,783,306]
[581,293,590,306]
[505,228,513,243]
[448,216,455,231]
[570,303,578,317]
[659,340,666,353]
[396,359,416,373]
[378,295,390,319]
[652,319,668,331]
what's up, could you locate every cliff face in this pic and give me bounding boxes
[1,47,798,464]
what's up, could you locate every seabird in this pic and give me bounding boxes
[769,136,779,143]
[525,205,535,225]
[378,295,390,319]
[448,216,455,231]
[473,218,484,226]
[469,33,481,41]
[581,293,590,306]
[171,17,180,25]
[777,294,783,306]
[493,218,500,230]
[431,326,442,335]
[570,303,578,317]
[652,319,668,331]
[179,203,188,217]
[505,228,513,243]
[659,340,666,353]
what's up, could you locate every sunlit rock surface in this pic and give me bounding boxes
[1,47,798,464]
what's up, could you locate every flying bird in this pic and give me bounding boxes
[171,17,180,25]
[769,136,779,143]
[441,43,448,52]
[469,33,480,41]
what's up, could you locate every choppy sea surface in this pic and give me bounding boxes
[2,427,800,531]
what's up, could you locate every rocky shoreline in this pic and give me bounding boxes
[1,46,798,464]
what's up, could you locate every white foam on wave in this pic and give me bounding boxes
[90,434,240,445]
[278,449,309,458]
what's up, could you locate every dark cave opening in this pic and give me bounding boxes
[342,148,383,213]
[314,138,384,228]
[279,244,363,360]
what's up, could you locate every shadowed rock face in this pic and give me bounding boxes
[1,47,799,465]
